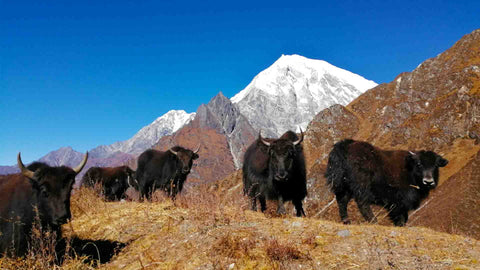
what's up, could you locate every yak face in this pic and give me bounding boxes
[268,140,297,182]
[32,167,76,227]
[124,167,138,190]
[407,151,448,188]
[169,146,199,175]
[18,152,88,228]
[260,129,303,182]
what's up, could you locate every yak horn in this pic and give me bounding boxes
[293,127,304,145]
[193,144,201,154]
[73,152,89,174]
[169,148,178,156]
[17,152,35,179]
[408,151,416,156]
[259,130,271,146]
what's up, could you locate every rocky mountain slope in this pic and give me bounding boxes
[130,92,257,186]
[232,54,377,137]
[90,110,195,158]
[302,29,480,238]
[210,29,480,240]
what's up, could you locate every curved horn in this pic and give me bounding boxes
[169,148,178,156]
[17,152,35,179]
[259,130,270,146]
[293,127,304,145]
[193,144,200,154]
[73,152,88,174]
[408,151,416,156]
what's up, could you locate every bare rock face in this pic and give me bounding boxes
[192,92,257,168]
[148,92,257,186]
[301,29,480,237]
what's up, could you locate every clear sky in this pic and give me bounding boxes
[1,0,479,165]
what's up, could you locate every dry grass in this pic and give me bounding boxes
[1,185,480,269]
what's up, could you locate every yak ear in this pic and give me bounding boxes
[436,155,449,167]
[192,153,199,160]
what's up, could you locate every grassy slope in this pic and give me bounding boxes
[18,188,475,270]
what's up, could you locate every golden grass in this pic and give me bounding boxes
[2,185,480,269]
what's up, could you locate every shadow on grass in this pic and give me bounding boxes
[56,237,127,266]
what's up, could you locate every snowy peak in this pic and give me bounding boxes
[90,110,195,158]
[231,54,377,137]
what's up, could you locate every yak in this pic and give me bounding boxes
[242,129,307,217]
[81,166,137,201]
[135,145,199,200]
[325,139,448,226]
[0,152,88,257]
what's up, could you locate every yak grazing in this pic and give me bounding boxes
[0,152,88,257]
[136,145,199,200]
[81,166,137,201]
[243,130,307,217]
[325,139,448,226]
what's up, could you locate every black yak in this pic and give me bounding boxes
[0,152,88,257]
[242,130,307,216]
[135,146,199,200]
[81,166,137,201]
[325,139,448,226]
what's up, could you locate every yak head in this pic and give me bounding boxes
[259,129,303,182]
[17,152,88,228]
[122,166,138,190]
[169,145,200,175]
[406,150,448,189]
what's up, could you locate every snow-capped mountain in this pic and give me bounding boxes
[90,110,195,158]
[231,54,377,137]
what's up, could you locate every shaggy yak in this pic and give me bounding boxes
[325,139,448,226]
[136,145,199,200]
[81,166,137,201]
[243,130,307,216]
[0,152,88,257]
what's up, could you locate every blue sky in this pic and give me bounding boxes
[1,0,479,165]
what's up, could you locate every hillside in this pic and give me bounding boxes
[2,188,479,269]
[300,29,480,237]
[206,29,480,240]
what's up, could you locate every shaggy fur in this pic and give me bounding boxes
[136,146,199,200]
[0,162,77,256]
[81,166,136,201]
[325,139,448,226]
[242,131,307,216]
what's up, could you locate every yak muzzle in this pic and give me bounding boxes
[422,177,435,187]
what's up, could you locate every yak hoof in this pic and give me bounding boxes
[342,219,351,225]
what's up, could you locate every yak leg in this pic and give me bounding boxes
[139,182,152,202]
[388,206,408,226]
[276,196,286,215]
[259,196,267,212]
[335,191,352,224]
[293,199,306,217]
[250,197,257,211]
[355,197,377,223]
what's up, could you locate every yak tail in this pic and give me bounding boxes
[324,139,355,193]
